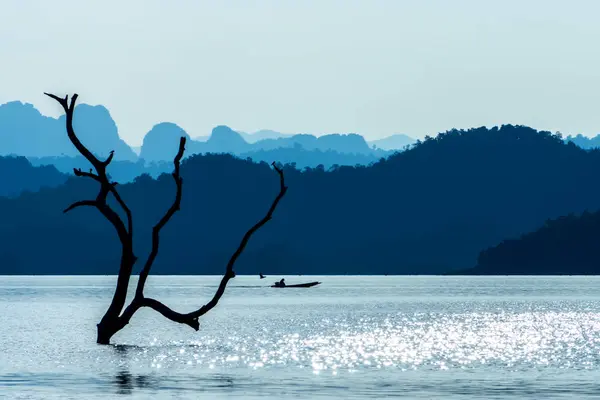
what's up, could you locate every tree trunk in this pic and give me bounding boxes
[96,317,121,345]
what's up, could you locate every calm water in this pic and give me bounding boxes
[1,276,600,399]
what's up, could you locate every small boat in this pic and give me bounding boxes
[259,273,266,279]
[271,281,321,288]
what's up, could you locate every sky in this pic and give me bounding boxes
[1,0,600,146]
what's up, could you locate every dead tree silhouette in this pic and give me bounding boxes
[45,92,288,344]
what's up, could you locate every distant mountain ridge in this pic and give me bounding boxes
[565,134,600,149]
[237,129,294,143]
[6,99,600,161]
[139,122,191,162]
[0,101,136,160]
[139,125,392,162]
[368,134,416,150]
[0,156,68,197]
[0,101,408,173]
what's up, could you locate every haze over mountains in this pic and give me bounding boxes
[140,124,391,161]
[0,101,409,177]
[565,134,600,149]
[0,101,136,160]
[368,134,415,150]
[5,100,600,166]
[0,156,67,197]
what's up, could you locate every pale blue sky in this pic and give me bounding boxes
[1,0,599,146]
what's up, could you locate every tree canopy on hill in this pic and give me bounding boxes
[468,211,600,275]
[29,145,389,183]
[1,124,599,274]
[0,156,67,197]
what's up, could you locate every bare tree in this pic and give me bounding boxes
[45,92,288,344]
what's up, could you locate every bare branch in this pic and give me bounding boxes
[136,137,186,298]
[108,186,133,238]
[68,95,77,113]
[43,92,68,110]
[141,298,200,330]
[45,92,101,169]
[117,161,287,335]
[46,91,130,239]
[102,150,115,166]
[225,162,287,272]
[117,297,199,332]
[64,200,97,213]
[48,92,136,331]
[188,162,287,319]
[73,168,101,182]
[188,269,236,319]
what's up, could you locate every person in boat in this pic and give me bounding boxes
[278,278,286,287]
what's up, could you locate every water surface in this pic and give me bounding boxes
[1,276,600,399]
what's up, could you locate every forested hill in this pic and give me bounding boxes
[466,211,600,275]
[1,125,599,275]
[0,156,68,197]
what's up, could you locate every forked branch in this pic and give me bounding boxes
[46,92,135,323]
[64,200,98,214]
[73,168,101,182]
[189,162,288,318]
[135,137,187,298]
[44,92,101,170]
[156,163,286,325]
[118,162,288,331]
[46,92,132,238]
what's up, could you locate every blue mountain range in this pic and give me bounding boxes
[0,101,412,162]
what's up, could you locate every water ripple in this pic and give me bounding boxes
[106,311,600,375]
[2,276,600,399]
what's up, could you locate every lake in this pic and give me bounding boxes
[1,276,600,399]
